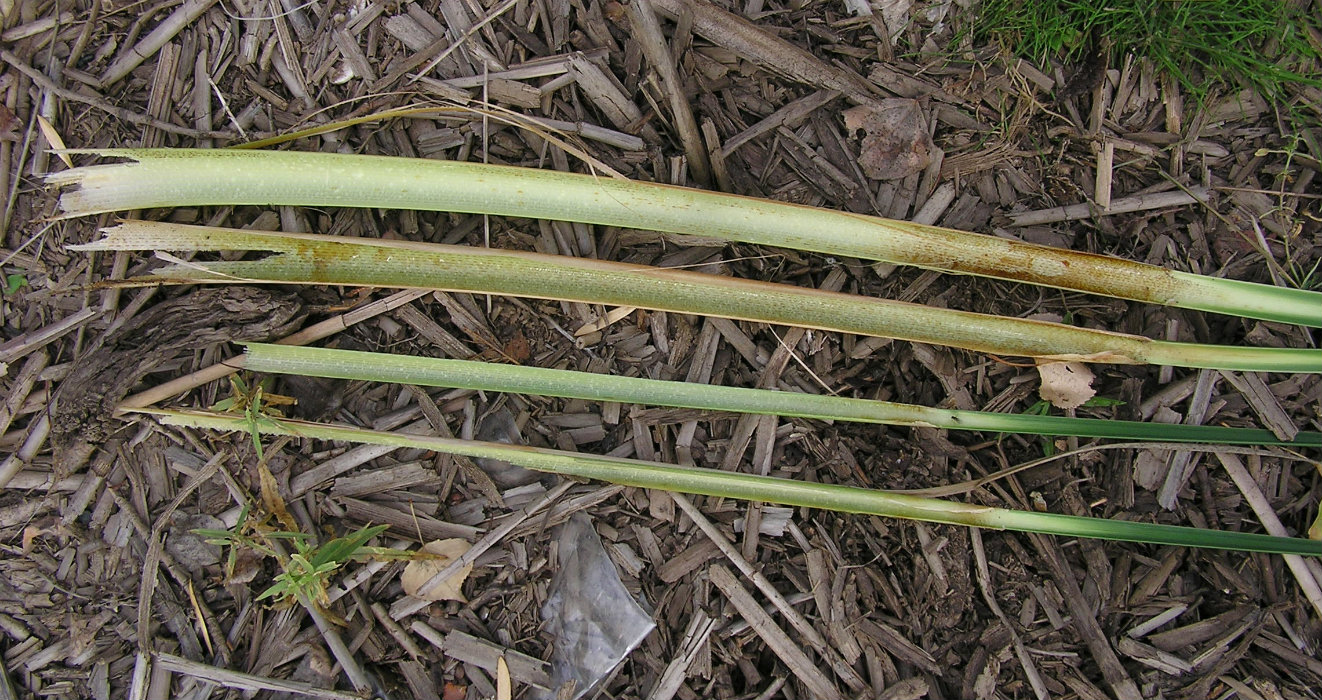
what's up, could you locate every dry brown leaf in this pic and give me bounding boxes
[225,548,263,586]
[843,99,933,180]
[496,656,512,700]
[574,306,637,337]
[36,114,73,168]
[401,538,473,602]
[1036,361,1096,410]
[258,461,300,534]
[502,333,532,363]
[21,525,44,555]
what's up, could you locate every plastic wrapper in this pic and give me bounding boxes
[536,512,655,700]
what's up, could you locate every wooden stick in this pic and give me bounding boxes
[626,0,712,186]
[0,308,96,364]
[99,0,219,87]
[153,652,362,699]
[1214,451,1322,620]
[708,564,838,697]
[1008,187,1208,227]
[670,493,869,691]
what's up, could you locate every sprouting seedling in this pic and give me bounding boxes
[3,274,26,296]
[209,374,297,463]
[258,523,393,608]
[193,504,316,585]
[196,511,412,609]
[194,504,267,582]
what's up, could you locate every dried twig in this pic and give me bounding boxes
[1008,188,1210,226]
[670,493,868,692]
[625,0,712,186]
[99,0,219,87]
[153,652,362,700]
[1214,451,1322,619]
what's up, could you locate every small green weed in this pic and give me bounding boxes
[3,274,26,295]
[210,374,297,463]
[195,506,410,608]
[971,0,1322,108]
[1286,257,1322,292]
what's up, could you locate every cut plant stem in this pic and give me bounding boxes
[243,343,1322,446]
[74,221,1322,373]
[50,148,1322,327]
[143,407,1322,557]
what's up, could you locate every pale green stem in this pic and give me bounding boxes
[49,148,1322,327]
[144,408,1322,557]
[74,222,1322,372]
[243,343,1322,446]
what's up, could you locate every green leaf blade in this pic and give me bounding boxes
[143,408,1322,558]
[50,149,1322,327]
[242,343,1321,446]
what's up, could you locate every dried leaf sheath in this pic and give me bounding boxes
[75,221,1322,373]
[49,148,1322,327]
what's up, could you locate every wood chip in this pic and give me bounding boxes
[708,564,838,698]
[1218,371,1299,441]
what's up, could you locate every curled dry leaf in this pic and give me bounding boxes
[401,538,474,602]
[843,99,934,180]
[226,548,263,586]
[1036,361,1097,410]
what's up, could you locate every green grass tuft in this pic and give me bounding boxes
[973,0,1322,106]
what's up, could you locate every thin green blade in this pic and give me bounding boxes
[243,343,1321,447]
[144,408,1322,557]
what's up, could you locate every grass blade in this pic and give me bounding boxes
[142,407,1322,557]
[49,148,1322,327]
[74,221,1322,372]
[243,343,1322,446]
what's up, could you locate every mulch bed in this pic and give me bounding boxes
[1,0,1319,698]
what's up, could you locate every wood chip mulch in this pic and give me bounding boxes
[0,0,1319,698]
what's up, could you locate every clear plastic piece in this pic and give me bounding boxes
[536,512,656,700]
